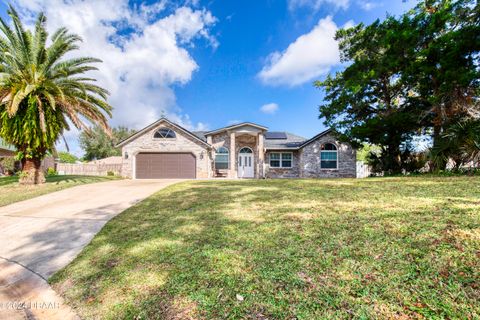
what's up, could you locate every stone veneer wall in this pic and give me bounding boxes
[211,132,230,177]
[210,133,260,178]
[299,133,356,178]
[264,151,300,178]
[235,134,259,178]
[121,122,210,178]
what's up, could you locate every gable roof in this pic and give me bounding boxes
[264,129,335,150]
[265,132,306,150]
[192,131,207,142]
[205,122,268,136]
[116,117,211,148]
[297,128,333,149]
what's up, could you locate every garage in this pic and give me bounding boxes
[135,153,196,179]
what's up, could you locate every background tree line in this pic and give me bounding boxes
[317,0,479,174]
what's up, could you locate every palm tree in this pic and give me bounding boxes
[430,120,480,171]
[0,6,112,185]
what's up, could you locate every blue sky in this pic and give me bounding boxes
[1,0,416,156]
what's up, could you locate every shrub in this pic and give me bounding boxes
[47,167,57,176]
[0,157,15,173]
[106,171,115,176]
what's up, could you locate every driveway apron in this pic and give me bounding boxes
[0,179,182,319]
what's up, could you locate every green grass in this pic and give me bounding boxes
[0,175,120,207]
[50,177,480,319]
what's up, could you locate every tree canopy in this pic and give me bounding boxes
[79,126,135,161]
[0,6,112,184]
[316,0,479,173]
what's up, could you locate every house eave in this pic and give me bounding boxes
[297,128,333,149]
[205,122,268,136]
[116,117,212,148]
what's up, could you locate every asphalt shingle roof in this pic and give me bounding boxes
[264,132,306,150]
[192,131,207,142]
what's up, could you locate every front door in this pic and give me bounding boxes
[238,147,254,178]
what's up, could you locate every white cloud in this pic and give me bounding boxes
[227,120,242,125]
[258,16,344,86]
[11,0,216,154]
[288,0,350,11]
[357,1,382,11]
[260,103,279,114]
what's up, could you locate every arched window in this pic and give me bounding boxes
[215,147,229,169]
[320,143,338,169]
[239,147,253,153]
[154,128,176,139]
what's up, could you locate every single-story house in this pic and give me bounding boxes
[0,138,15,158]
[117,118,356,179]
[0,138,16,175]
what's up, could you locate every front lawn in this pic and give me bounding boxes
[51,177,480,319]
[0,175,119,207]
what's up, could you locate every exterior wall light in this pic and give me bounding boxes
[125,152,129,160]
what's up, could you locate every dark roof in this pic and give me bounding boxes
[265,131,287,139]
[192,131,207,142]
[265,132,306,150]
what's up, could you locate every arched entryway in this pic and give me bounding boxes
[238,147,254,178]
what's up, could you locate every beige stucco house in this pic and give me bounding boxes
[117,118,356,179]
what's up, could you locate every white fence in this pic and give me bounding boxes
[57,163,122,176]
[356,161,372,178]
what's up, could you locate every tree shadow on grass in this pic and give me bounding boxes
[39,179,480,319]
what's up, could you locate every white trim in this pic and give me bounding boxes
[269,152,293,169]
[205,122,268,135]
[117,118,210,148]
[214,146,229,170]
[239,146,253,153]
[237,146,254,178]
[320,143,338,170]
[152,127,177,140]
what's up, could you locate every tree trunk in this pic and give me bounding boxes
[19,157,46,185]
[430,123,447,172]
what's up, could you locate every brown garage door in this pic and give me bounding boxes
[136,153,196,179]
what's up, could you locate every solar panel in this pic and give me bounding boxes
[265,132,287,139]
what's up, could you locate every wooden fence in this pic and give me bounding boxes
[356,161,372,178]
[57,163,122,176]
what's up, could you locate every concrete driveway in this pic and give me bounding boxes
[0,179,182,320]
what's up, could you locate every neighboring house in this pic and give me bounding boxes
[0,138,55,174]
[0,138,15,158]
[0,138,16,175]
[117,118,356,179]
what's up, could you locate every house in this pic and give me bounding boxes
[117,118,356,179]
[0,138,15,158]
[0,138,16,175]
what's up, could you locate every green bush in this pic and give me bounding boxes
[106,171,115,176]
[47,167,58,176]
[0,157,15,174]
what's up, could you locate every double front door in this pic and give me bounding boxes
[238,147,254,178]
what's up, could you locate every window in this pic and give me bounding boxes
[215,147,229,169]
[320,143,338,169]
[154,128,176,139]
[269,152,292,168]
[239,147,253,153]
